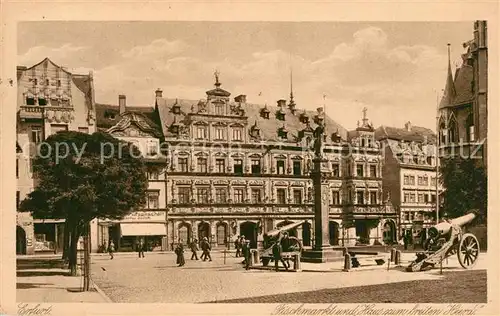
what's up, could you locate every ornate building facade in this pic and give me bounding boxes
[16,58,97,255]
[437,21,487,169]
[375,122,440,246]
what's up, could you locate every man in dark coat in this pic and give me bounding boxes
[242,239,251,270]
[234,236,241,257]
[137,238,145,258]
[190,239,199,260]
[273,238,289,272]
[175,240,185,267]
[201,237,212,262]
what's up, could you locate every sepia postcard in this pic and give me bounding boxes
[1,1,499,316]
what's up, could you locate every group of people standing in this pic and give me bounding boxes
[174,237,213,267]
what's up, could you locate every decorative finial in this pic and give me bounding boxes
[290,68,295,104]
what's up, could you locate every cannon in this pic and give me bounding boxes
[260,220,304,267]
[406,212,480,272]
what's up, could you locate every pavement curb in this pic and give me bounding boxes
[91,280,113,303]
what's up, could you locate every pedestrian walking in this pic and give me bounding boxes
[137,238,145,258]
[108,240,115,260]
[242,239,251,270]
[190,239,199,260]
[175,240,185,267]
[200,237,212,262]
[234,235,241,257]
[272,239,289,272]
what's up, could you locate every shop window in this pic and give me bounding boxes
[277,188,286,204]
[216,224,227,245]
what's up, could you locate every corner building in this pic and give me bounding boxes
[152,75,396,249]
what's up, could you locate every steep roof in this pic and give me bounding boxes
[95,103,159,131]
[452,65,474,105]
[375,125,436,145]
[156,98,348,143]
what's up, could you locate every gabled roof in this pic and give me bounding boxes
[155,97,348,143]
[95,103,159,131]
[107,111,163,138]
[374,125,436,145]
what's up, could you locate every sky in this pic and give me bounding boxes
[18,21,474,131]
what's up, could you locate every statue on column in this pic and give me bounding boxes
[313,121,325,159]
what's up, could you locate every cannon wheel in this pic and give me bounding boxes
[457,233,480,269]
[288,236,303,252]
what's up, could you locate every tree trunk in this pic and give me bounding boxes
[62,222,70,261]
[68,226,81,276]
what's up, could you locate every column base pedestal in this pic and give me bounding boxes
[301,247,345,263]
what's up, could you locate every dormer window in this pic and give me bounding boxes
[260,105,270,119]
[278,126,288,139]
[276,110,285,121]
[172,100,181,114]
[26,97,35,106]
[214,102,224,115]
[300,112,309,124]
[38,98,47,106]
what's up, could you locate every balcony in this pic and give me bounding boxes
[19,105,74,121]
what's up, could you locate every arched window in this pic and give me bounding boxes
[466,114,475,142]
[448,118,458,143]
[216,223,227,245]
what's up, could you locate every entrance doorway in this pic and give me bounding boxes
[329,221,339,246]
[240,221,257,249]
[276,220,297,237]
[302,222,311,247]
[16,226,27,255]
[198,222,211,243]
[383,220,397,244]
[355,221,370,244]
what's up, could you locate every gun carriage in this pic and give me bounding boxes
[406,212,480,272]
[260,221,304,267]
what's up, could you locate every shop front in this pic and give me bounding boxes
[97,210,168,252]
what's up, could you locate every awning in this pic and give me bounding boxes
[120,223,167,236]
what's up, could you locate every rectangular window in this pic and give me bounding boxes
[215,188,227,203]
[431,194,436,203]
[147,171,159,180]
[431,177,437,186]
[370,192,377,204]
[31,127,43,143]
[197,158,208,173]
[404,175,409,185]
[404,212,410,221]
[424,194,429,203]
[147,141,158,156]
[277,188,286,204]
[409,193,416,203]
[292,161,301,175]
[26,97,35,105]
[197,126,207,139]
[232,128,242,141]
[197,188,209,204]
[332,191,340,205]
[215,103,224,115]
[178,187,191,203]
[418,194,425,203]
[370,165,377,177]
[293,189,302,204]
[409,176,415,185]
[404,193,409,203]
[16,191,20,208]
[233,159,243,174]
[78,127,89,134]
[38,98,47,106]
[234,188,245,203]
[332,163,340,177]
[356,191,364,204]
[356,164,364,177]
[277,160,285,174]
[146,191,159,209]
[215,127,225,140]
[251,188,262,203]
[251,159,261,175]
[16,159,19,178]
[178,158,188,172]
[215,159,225,173]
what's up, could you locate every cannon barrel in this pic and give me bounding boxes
[428,212,476,238]
[264,220,305,239]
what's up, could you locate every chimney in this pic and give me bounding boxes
[277,99,287,108]
[155,88,163,98]
[119,95,126,115]
[235,95,247,103]
[405,121,412,131]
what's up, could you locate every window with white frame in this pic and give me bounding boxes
[196,126,208,139]
[197,187,210,204]
[178,187,191,203]
[369,191,377,204]
[214,103,225,115]
[215,159,225,173]
[232,127,243,141]
[215,127,225,140]
[234,188,245,203]
[146,191,159,209]
[277,160,286,174]
[215,187,227,203]
[251,188,262,203]
[293,189,302,204]
[276,188,286,204]
[197,158,208,173]
[178,157,188,172]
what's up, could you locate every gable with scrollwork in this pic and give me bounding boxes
[110,124,156,138]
